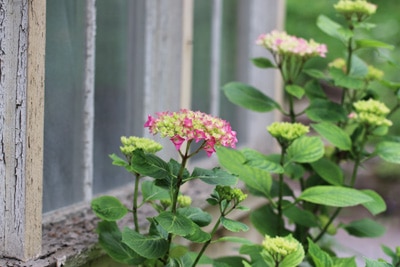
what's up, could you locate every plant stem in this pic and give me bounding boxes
[191,216,222,267]
[313,207,342,243]
[277,146,286,235]
[133,172,140,232]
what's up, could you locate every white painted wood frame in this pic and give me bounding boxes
[0,0,46,261]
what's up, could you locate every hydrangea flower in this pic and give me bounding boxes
[256,30,327,58]
[120,136,163,157]
[365,65,384,81]
[262,235,303,263]
[334,0,377,18]
[144,109,237,157]
[352,99,392,127]
[216,185,247,203]
[267,122,309,143]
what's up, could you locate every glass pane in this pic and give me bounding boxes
[43,1,86,212]
[93,0,145,194]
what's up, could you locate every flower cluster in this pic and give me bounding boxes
[144,109,238,156]
[329,58,347,73]
[216,185,247,203]
[160,195,192,208]
[262,235,302,263]
[334,0,377,18]
[267,122,309,143]
[120,136,163,157]
[352,99,392,127]
[256,30,327,58]
[366,65,384,81]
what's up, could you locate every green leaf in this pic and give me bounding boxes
[184,223,211,243]
[356,39,394,50]
[217,147,272,197]
[250,204,289,236]
[332,256,357,267]
[308,238,333,267]
[360,189,387,215]
[109,153,128,167]
[306,99,347,123]
[310,157,344,186]
[241,148,284,174]
[299,186,372,207]
[190,167,237,185]
[222,82,280,112]
[155,211,195,236]
[97,221,145,265]
[213,236,254,245]
[121,227,168,259]
[214,256,250,267]
[220,217,249,232]
[303,69,327,80]
[285,85,305,99]
[169,245,188,259]
[312,122,352,151]
[91,196,128,221]
[304,79,327,100]
[141,180,170,202]
[329,68,365,89]
[286,136,324,164]
[365,258,393,267]
[341,218,385,237]
[130,149,170,179]
[277,235,305,267]
[177,207,212,227]
[349,55,369,78]
[251,57,275,68]
[317,15,353,43]
[283,204,318,227]
[375,141,400,164]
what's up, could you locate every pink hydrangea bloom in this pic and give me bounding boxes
[257,30,327,58]
[144,109,238,157]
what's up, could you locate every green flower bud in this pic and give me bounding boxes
[267,122,309,143]
[215,186,247,203]
[334,0,377,18]
[262,235,302,263]
[352,99,392,127]
[366,65,384,81]
[119,136,163,157]
[178,195,192,207]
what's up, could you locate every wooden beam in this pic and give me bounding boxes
[0,0,46,260]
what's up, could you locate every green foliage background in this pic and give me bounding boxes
[286,0,400,134]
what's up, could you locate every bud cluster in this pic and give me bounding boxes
[352,99,392,127]
[120,136,163,157]
[267,122,309,143]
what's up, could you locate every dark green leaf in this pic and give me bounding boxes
[310,157,344,186]
[303,69,327,80]
[97,221,145,265]
[177,207,212,227]
[222,82,280,112]
[190,167,237,185]
[121,227,168,259]
[330,68,365,89]
[299,186,372,207]
[356,39,394,50]
[285,85,305,99]
[306,99,347,122]
[312,122,352,151]
[214,236,254,245]
[109,153,128,167]
[141,180,170,202]
[375,141,400,164]
[214,256,250,267]
[251,57,275,68]
[304,79,327,100]
[131,149,170,179]
[360,190,387,215]
[365,258,393,267]
[286,136,324,164]
[91,196,128,221]
[250,204,289,236]
[184,223,211,243]
[317,15,353,43]
[283,204,318,227]
[332,257,357,267]
[341,218,385,237]
[241,148,284,174]
[308,238,333,267]
[220,217,249,232]
[155,211,195,236]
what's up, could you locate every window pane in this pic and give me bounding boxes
[43,1,86,212]
[93,0,145,194]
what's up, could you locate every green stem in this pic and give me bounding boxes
[191,216,222,267]
[313,207,342,243]
[133,173,140,232]
[277,146,286,235]
[288,94,296,123]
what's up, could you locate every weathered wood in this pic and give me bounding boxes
[236,0,285,151]
[0,0,46,260]
[82,0,96,202]
[143,0,193,157]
